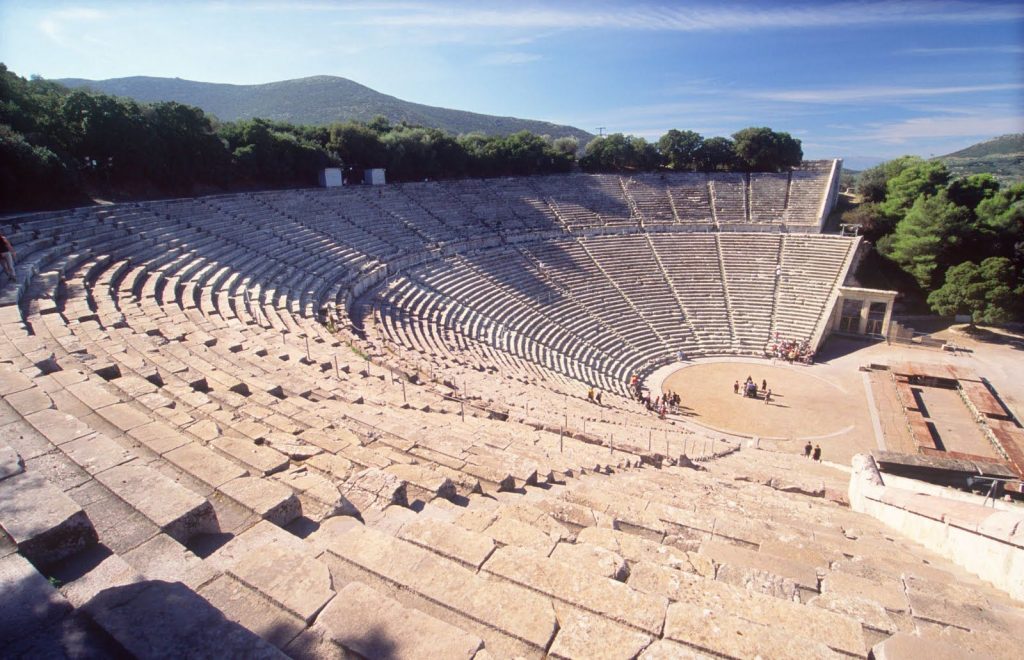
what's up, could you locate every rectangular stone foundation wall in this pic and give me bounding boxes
[848,454,1024,602]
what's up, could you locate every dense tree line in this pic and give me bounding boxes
[1,63,806,211]
[848,157,1023,324]
[581,126,802,173]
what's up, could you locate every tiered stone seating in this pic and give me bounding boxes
[773,235,857,343]
[783,160,834,227]
[11,167,1015,657]
[709,173,748,224]
[749,172,790,223]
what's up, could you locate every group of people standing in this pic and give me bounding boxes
[765,335,814,364]
[626,374,681,419]
[734,375,772,404]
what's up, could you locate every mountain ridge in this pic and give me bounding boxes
[934,133,1023,184]
[57,74,593,143]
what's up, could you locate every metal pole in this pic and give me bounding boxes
[334,355,340,379]
[461,399,465,422]
[559,426,563,453]
[648,428,652,451]
[402,379,407,403]
[305,336,310,362]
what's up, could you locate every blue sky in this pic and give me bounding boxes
[1,1,1022,168]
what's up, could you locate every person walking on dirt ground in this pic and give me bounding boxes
[812,444,822,462]
[804,441,813,458]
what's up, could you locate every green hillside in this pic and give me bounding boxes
[57,75,592,143]
[935,133,1024,184]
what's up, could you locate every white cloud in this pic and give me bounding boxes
[480,51,542,66]
[343,1,1024,32]
[747,83,1024,104]
[39,7,106,46]
[859,114,1024,144]
[900,45,1024,55]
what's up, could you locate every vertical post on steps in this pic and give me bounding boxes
[334,355,340,380]
[648,428,652,451]
[402,379,407,403]
[461,398,465,422]
[559,426,563,453]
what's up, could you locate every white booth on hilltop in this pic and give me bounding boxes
[319,168,343,188]
[364,168,386,186]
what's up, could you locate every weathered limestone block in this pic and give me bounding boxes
[822,569,908,612]
[341,467,408,512]
[872,632,969,660]
[128,421,190,455]
[577,526,711,577]
[548,604,653,660]
[60,433,135,475]
[24,409,93,446]
[228,543,335,623]
[212,435,289,475]
[384,462,457,500]
[83,580,287,659]
[0,442,24,481]
[628,561,865,656]
[0,471,97,566]
[483,545,667,635]
[0,553,73,644]
[398,517,495,569]
[60,553,145,608]
[550,541,630,581]
[322,523,558,653]
[275,466,356,518]
[199,574,307,650]
[664,599,841,659]
[165,443,248,488]
[220,476,301,526]
[94,461,216,543]
[303,581,483,659]
[95,402,152,432]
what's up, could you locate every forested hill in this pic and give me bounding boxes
[58,75,592,142]
[935,134,1024,184]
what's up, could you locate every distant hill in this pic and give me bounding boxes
[935,134,1024,185]
[57,75,593,143]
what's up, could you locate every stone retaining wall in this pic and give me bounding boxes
[848,453,1024,601]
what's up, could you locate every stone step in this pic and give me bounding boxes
[627,560,866,656]
[93,460,216,544]
[698,537,820,601]
[315,519,557,657]
[482,545,667,635]
[82,579,288,659]
[288,581,484,659]
[0,470,98,567]
[397,516,496,569]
